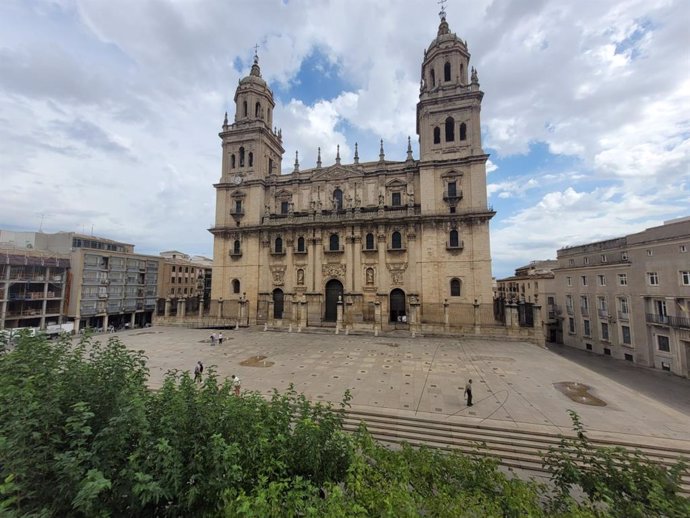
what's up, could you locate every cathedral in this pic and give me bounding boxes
[210,13,495,334]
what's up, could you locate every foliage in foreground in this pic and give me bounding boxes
[0,333,687,517]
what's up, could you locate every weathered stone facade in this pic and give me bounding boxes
[210,15,495,334]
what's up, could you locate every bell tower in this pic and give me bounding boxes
[416,13,484,162]
[219,51,284,185]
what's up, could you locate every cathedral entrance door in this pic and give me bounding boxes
[272,289,284,319]
[324,279,343,322]
[389,289,406,322]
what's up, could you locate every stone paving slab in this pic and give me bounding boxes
[89,326,690,444]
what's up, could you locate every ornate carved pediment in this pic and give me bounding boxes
[270,266,286,286]
[322,263,346,280]
[385,178,407,188]
[386,262,408,285]
[310,165,362,182]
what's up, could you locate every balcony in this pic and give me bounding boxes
[580,307,589,317]
[597,309,609,319]
[646,313,668,325]
[566,306,574,315]
[446,240,464,251]
[324,246,345,254]
[229,250,243,258]
[669,315,690,329]
[618,311,630,321]
[270,249,286,256]
[648,314,690,329]
[443,189,463,203]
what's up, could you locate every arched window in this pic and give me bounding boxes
[391,231,402,250]
[232,279,240,294]
[297,236,305,252]
[444,62,451,81]
[231,154,236,168]
[333,188,343,210]
[430,69,436,87]
[268,158,274,175]
[248,152,253,167]
[365,233,375,250]
[243,100,248,117]
[275,236,283,254]
[445,117,455,142]
[460,122,467,141]
[267,108,271,122]
[450,278,461,297]
[433,127,441,144]
[255,102,261,118]
[460,64,464,82]
[233,240,241,254]
[239,147,245,167]
[329,234,340,251]
[449,229,459,248]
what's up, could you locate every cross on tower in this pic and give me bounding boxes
[253,43,259,62]
[438,0,447,18]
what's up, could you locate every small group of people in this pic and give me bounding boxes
[193,360,241,396]
[209,332,224,346]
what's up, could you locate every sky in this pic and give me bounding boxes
[0,0,688,279]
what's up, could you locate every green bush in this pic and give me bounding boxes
[0,334,687,517]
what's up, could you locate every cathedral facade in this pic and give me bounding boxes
[210,15,495,334]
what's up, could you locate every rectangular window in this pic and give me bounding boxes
[647,249,653,256]
[392,192,402,206]
[568,317,575,333]
[601,254,607,263]
[681,245,688,253]
[624,353,633,362]
[618,273,627,286]
[657,335,670,352]
[621,325,631,344]
[604,347,611,356]
[547,296,555,305]
[447,181,457,198]
[583,319,591,336]
[580,296,589,310]
[597,274,606,286]
[566,276,572,287]
[171,277,175,284]
[235,200,242,213]
[681,271,690,286]
[601,322,609,341]
[621,251,629,260]
[569,259,574,266]
[647,272,659,286]
[172,266,176,273]
[618,297,629,314]
[281,201,289,214]
[565,295,573,311]
[586,343,592,351]
[581,275,588,286]
[597,296,607,311]
[584,257,589,265]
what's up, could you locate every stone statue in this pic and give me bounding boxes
[378,193,384,207]
[366,268,374,285]
[297,269,304,285]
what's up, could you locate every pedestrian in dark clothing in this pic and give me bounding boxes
[194,361,204,383]
[464,379,473,406]
[218,332,224,345]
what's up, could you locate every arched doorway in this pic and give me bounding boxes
[272,288,284,319]
[324,279,343,322]
[390,288,406,322]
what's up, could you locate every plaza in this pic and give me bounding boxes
[98,325,690,446]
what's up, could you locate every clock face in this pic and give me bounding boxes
[232,175,243,185]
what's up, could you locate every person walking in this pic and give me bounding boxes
[218,332,224,345]
[210,332,216,346]
[231,374,241,396]
[464,379,473,407]
[194,361,204,383]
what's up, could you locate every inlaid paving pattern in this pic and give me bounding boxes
[95,326,690,443]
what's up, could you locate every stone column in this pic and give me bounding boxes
[506,303,519,331]
[443,299,450,333]
[217,298,224,319]
[74,318,81,334]
[409,296,421,337]
[179,297,187,318]
[130,312,136,328]
[298,298,305,332]
[198,296,204,320]
[473,299,481,335]
[335,295,343,334]
[164,297,171,318]
[268,300,274,326]
[103,313,109,332]
[373,300,381,336]
[532,304,545,347]
[240,294,248,327]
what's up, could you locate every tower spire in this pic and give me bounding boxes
[316,147,322,168]
[379,139,385,163]
[335,144,341,165]
[294,150,299,172]
[354,142,359,165]
[438,0,447,19]
[406,136,414,161]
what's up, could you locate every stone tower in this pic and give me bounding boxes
[415,12,494,307]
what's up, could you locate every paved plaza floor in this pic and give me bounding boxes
[95,326,690,445]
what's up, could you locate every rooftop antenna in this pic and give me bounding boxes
[438,0,447,19]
